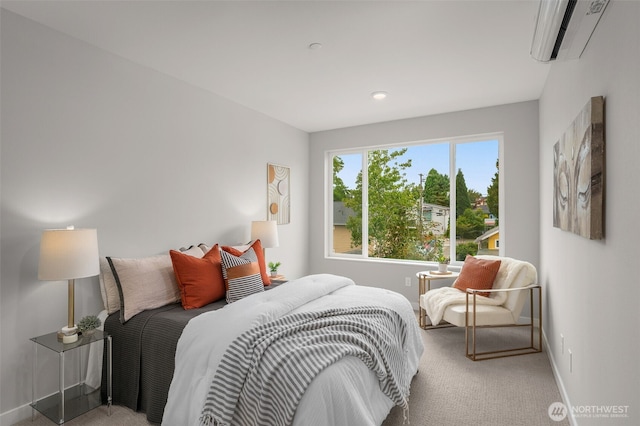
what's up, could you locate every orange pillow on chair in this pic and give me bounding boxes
[221,240,272,286]
[170,244,226,309]
[453,255,502,297]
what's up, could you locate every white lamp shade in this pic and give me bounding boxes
[251,220,279,249]
[38,228,100,280]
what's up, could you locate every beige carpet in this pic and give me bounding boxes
[16,324,567,426]
[382,326,568,426]
[15,405,145,426]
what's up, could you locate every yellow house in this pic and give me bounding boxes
[333,202,360,254]
[474,226,500,254]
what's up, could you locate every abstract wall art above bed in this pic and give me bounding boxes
[267,163,290,224]
[553,96,605,240]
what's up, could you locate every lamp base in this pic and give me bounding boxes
[58,325,78,343]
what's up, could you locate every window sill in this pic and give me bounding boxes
[324,254,462,272]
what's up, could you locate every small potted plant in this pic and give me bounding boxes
[268,261,281,277]
[78,315,101,336]
[436,254,450,273]
[428,235,449,273]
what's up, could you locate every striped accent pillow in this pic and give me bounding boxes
[221,240,272,286]
[220,247,264,303]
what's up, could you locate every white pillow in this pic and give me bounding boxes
[99,246,204,315]
[181,245,207,258]
[99,257,121,315]
[199,242,251,254]
[107,254,181,323]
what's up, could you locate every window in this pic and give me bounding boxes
[329,134,501,264]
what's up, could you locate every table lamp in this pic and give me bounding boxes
[250,220,279,258]
[38,226,100,343]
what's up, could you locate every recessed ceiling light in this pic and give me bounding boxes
[371,91,388,100]
[308,42,323,50]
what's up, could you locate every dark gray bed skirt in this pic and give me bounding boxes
[101,300,226,423]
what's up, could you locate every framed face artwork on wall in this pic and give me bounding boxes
[267,163,290,224]
[553,96,605,240]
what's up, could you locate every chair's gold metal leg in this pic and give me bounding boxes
[530,287,534,349]
[473,293,478,360]
[538,286,543,352]
[465,285,543,361]
[419,274,425,328]
[465,292,470,358]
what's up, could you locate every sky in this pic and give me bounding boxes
[337,139,499,196]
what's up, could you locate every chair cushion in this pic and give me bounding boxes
[453,255,502,297]
[444,304,515,327]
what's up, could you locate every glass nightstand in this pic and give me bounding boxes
[30,330,111,424]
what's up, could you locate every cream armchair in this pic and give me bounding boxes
[419,255,542,361]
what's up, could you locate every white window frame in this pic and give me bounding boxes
[326,132,503,264]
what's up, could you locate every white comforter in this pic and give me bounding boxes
[163,274,424,426]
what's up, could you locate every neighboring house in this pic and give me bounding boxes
[474,226,499,255]
[333,201,358,254]
[422,203,450,235]
[472,196,487,209]
[472,196,494,217]
[483,215,497,228]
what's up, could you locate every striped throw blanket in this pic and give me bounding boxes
[199,306,410,426]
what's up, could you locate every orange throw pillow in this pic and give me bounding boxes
[453,255,502,297]
[169,244,225,309]
[222,240,272,286]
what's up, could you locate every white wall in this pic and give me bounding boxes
[309,101,540,305]
[538,2,640,424]
[0,10,309,422]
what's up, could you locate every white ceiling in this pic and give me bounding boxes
[2,0,550,132]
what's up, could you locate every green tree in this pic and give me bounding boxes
[344,149,421,259]
[423,168,449,206]
[467,189,482,207]
[455,169,471,217]
[332,156,350,202]
[486,159,499,218]
[456,208,485,239]
[456,242,478,261]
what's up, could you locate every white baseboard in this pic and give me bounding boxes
[542,327,577,426]
[0,403,32,426]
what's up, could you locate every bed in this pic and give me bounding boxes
[99,245,423,426]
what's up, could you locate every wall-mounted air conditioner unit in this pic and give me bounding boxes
[530,0,610,62]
